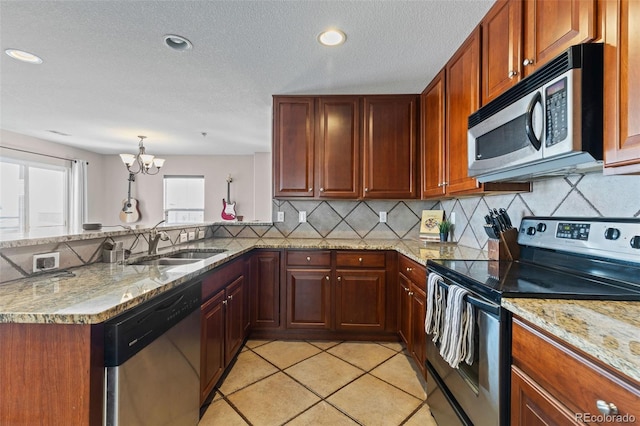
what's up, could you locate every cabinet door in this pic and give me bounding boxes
[363,95,418,199]
[421,70,447,198]
[335,269,386,331]
[604,0,640,174]
[482,0,523,103]
[273,97,315,197]
[523,0,595,76]
[511,366,582,426]
[316,97,361,198]
[397,274,412,346]
[410,284,426,376]
[225,277,245,364]
[251,251,281,329]
[200,290,226,404]
[286,269,332,329]
[446,27,482,195]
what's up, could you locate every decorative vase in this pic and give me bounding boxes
[439,232,448,242]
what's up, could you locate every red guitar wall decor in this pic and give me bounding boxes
[221,174,237,220]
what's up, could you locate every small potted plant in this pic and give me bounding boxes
[438,219,452,242]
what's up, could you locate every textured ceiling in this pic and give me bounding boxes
[0,0,494,156]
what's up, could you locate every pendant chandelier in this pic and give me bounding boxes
[119,135,166,175]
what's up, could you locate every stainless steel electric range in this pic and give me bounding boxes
[425,217,640,426]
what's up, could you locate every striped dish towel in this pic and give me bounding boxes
[425,272,446,342]
[438,284,475,369]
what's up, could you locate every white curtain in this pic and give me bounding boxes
[70,160,89,232]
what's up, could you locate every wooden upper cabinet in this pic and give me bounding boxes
[421,70,447,198]
[363,95,418,199]
[273,97,315,197]
[522,0,596,76]
[482,0,524,104]
[316,97,361,198]
[445,27,482,195]
[603,0,640,174]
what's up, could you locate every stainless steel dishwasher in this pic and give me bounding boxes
[104,280,201,426]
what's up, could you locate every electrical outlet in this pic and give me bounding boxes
[299,211,307,222]
[179,233,188,243]
[198,230,206,239]
[379,211,387,223]
[450,212,456,225]
[188,231,195,241]
[33,252,59,273]
[277,211,285,222]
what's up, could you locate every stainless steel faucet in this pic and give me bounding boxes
[148,220,169,254]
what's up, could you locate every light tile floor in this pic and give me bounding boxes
[199,340,438,426]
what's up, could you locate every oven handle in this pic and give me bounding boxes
[437,280,501,316]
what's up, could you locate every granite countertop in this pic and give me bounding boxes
[0,237,486,325]
[503,298,640,384]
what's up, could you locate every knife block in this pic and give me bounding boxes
[487,228,520,261]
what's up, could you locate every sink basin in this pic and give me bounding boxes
[128,249,228,266]
[165,250,226,259]
[132,258,202,266]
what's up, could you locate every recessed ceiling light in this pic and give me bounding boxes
[318,29,346,47]
[163,34,193,51]
[5,48,43,64]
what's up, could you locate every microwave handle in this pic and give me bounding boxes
[525,91,543,151]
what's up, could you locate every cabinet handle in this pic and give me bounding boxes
[403,287,409,293]
[337,276,342,282]
[306,256,311,262]
[320,187,324,192]
[508,70,518,78]
[308,187,313,192]
[364,187,369,192]
[596,400,618,416]
[228,295,233,300]
[358,257,363,263]
[523,58,534,66]
[408,291,414,296]
[437,181,448,187]
[406,267,412,272]
[325,276,330,280]
[222,300,228,305]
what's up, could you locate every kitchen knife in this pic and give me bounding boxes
[493,209,507,232]
[499,208,513,229]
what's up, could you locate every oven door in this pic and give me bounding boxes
[426,279,507,426]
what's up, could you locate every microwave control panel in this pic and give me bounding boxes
[545,77,568,147]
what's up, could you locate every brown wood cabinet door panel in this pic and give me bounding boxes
[287,250,331,267]
[421,70,447,198]
[286,269,332,329]
[317,97,361,198]
[523,0,595,76]
[482,0,523,104]
[273,97,315,197]
[410,283,426,375]
[225,277,245,364]
[511,366,582,426]
[398,274,412,346]
[251,251,281,329]
[363,95,418,199]
[200,291,226,404]
[446,27,482,195]
[335,270,386,331]
[604,0,640,173]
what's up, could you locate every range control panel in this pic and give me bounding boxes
[518,217,640,263]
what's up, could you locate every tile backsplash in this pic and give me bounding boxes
[1,172,638,284]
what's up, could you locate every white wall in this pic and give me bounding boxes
[0,130,106,223]
[103,154,271,227]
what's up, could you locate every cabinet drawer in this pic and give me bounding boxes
[287,250,331,267]
[512,317,640,422]
[399,255,426,286]
[335,251,385,268]
[202,258,244,301]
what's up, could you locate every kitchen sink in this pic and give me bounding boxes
[165,250,226,259]
[131,258,203,266]
[128,249,228,266]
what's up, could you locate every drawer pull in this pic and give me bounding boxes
[309,187,313,192]
[358,257,363,263]
[596,400,618,416]
[306,256,311,262]
[337,276,341,282]
[326,276,330,280]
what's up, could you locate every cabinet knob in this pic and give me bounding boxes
[406,267,412,272]
[337,276,342,282]
[437,182,448,187]
[596,400,618,416]
[408,291,414,296]
[320,187,324,192]
[358,257,363,263]
[508,70,518,78]
[306,256,311,262]
[325,276,330,280]
[222,300,228,305]
[523,58,534,66]
[403,287,409,293]
[364,187,369,192]
[228,295,233,300]
[308,187,313,192]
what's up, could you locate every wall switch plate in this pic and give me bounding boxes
[179,233,188,243]
[33,252,59,273]
[379,211,387,223]
[277,211,285,222]
[198,230,206,239]
[188,231,195,240]
[299,211,307,222]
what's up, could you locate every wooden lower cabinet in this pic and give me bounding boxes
[511,316,640,425]
[335,269,386,332]
[398,255,427,376]
[409,284,426,374]
[200,291,226,405]
[251,250,281,329]
[286,268,332,329]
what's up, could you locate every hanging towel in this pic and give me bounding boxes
[425,272,445,342]
[439,284,475,369]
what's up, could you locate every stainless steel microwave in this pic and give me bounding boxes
[468,43,603,182]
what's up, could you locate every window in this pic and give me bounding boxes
[0,158,69,238]
[163,175,205,224]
